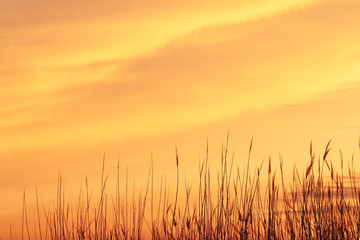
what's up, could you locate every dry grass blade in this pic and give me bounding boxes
[306,158,314,178]
[323,140,332,161]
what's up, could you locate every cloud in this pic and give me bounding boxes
[1,0,320,69]
[1,0,360,153]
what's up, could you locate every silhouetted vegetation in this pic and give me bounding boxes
[17,137,360,239]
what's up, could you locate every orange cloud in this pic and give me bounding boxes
[1,0,360,154]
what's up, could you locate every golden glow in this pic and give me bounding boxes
[2,0,360,237]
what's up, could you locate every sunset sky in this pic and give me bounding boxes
[1,0,360,237]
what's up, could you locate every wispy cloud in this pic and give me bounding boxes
[1,0,360,153]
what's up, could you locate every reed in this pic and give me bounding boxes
[13,138,360,239]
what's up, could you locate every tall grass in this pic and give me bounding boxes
[16,139,360,239]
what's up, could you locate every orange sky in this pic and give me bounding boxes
[2,0,360,237]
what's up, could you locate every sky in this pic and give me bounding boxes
[1,0,360,237]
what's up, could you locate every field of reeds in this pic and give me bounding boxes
[15,137,360,239]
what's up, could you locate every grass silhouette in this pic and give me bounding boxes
[16,138,360,239]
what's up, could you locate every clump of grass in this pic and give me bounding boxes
[15,137,360,239]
